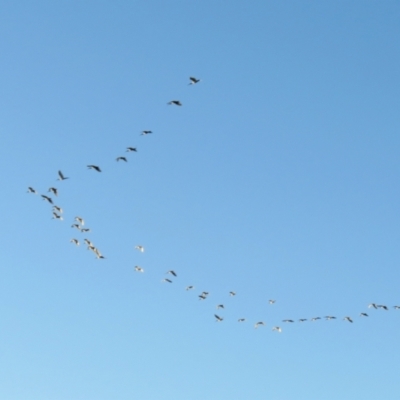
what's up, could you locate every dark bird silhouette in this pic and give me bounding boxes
[167,100,182,106]
[186,286,194,291]
[238,318,246,322]
[27,187,37,194]
[299,319,307,322]
[141,130,152,135]
[52,212,63,220]
[215,314,223,322]
[166,270,177,277]
[163,278,172,283]
[254,322,265,329]
[216,304,224,309]
[283,319,294,323]
[126,147,137,152]
[87,165,101,172]
[360,313,369,317]
[229,291,236,296]
[116,157,127,162]
[344,316,353,323]
[57,170,69,180]
[189,77,201,85]
[377,305,389,310]
[53,205,63,214]
[41,195,53,204]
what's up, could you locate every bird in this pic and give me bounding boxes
[134,266,144,273]
[126,147,137,152]
[116,157,127,162]
[368,303,378,309]
[216,304,224,309]
[269,299,276,304]
[254,322,265,329]
[27,187,37,194]
[201,291,209,297]
[166,270,177,277]
[343,316,353,323]
[298,319,308,322]
[53,205,63,214]
[87,165,101,172]
[84,239,93,247]
[377,305,389,310]
[199,295,207,300]
[70,239,79,246]
[394,306,400,310]
[282,319,294,323]
[135,245,144,252]
[186,286,194,291]
[71,223,82,231]
[215,314,223,322]
[189,76,201,85]
[360,313,369,317]
[52,212,63,220]
[57,170,69,180]
[238,318,246,322]
[167,100,182,106]
[41,195,53,204]
[229,291,236,296]
[325,316,336,320]
[80,228,90,233]
[75,217,84,225]
[310,317,321,322]
[141,130,152,135]
[163,278,172,283]
[272,326,282,333]
[48,187,58,196]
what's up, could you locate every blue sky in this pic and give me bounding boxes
[1,1,400,399]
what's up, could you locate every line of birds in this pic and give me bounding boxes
[27,75,399,334]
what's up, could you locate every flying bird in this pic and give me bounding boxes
[71,223,82,231]
[52,212,63,220]
[310,317,321,322]
[186,286,194,291]
[269,300,276,304]
[57,170,69,180]
[368,303,378,309]
[167,100,182,106]
[166,270,177,277]
[188,76,201,85]
[135,245,144,252]
[70,239,79,246]
[199,295,207,300]
[360,313,369,317]
[272,327,282,333]
[53,205,63,214]
[394,306,400,310]
[325,316,337,320]
[216,304,224,309]
[215,314,223,322]
[116,157,127,162]
[377,305,389,310]
[41,195,53,204]
[134,266,144,273]
[343,316,353,323]
[238,318,246,322]
[254,322,265,329]
[282,319,294,323]
[75,217,84,225]
[298,319,307,322]
[126,147,137,152]
[27,187,37,194]
[48,187,58,196]
[163,278,172,283]
[80,228,91,233]
[87,165,101,172]
[229,291,236,296]
[141,130,152,135]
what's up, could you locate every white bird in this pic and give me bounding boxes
[27,187,37,194]
[368,303,378,309]
[75,217,84,225]
[135,245,144,252]
[269,299,276,304]
[134,266,144,273]
[70,239,79,246]
[272,326,282,333]
[394,306,400,310]
[71,223,82,231]
[189,76,201,85]
[57,170,69,180]
[84,239,93,247]
[215,314,223,322]
[167,100,182,106]
[343,316,353,323]
[254,322,265,329]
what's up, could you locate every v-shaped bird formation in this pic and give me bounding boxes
[27,76,399,335]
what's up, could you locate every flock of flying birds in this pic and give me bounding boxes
[27,76,399,334]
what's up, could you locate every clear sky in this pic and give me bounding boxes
[1,1,400,399]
